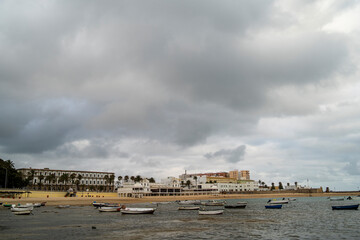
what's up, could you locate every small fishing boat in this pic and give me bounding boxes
[33,203,42,207]
[178,200,201,205]
[92,201,108,208]
[198,209,224,215]
[121,208,156,214]
[267,199,289,204]
[56,205,70,208]
[265,204,282,209]
[332,204,359,210]
[224,203,247,209]
[329,197,344,201]
[288,198,296,201]
[3,203,13,208]
[98,206,121,212]
[203,200,225,206]
[11,206,33,215]
[178,206,200,210]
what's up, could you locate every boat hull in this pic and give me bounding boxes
[178,207,200,210]
[265,205,282,209]
[198,210,224,215]
[13,210,32,215]
[99,207,121,212]
[225,204,246,209]
[332,204,359,210]
[121,208,155,214]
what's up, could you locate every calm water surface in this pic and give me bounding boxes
[1,197,359,239]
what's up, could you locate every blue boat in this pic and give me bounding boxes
[265,204,282,209]
[332,204,359,210]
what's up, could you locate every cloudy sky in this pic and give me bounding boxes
[1,0,360,190]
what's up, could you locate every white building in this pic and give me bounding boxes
[160,177,181,188]
[117,179,152,198]
[217,180,259,192]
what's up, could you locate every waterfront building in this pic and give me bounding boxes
[240,170,250,180]
[206,176,237,183]
[179,171,229,180]
[217,180,259,192]
[229,170,240,180]
[117,179,152,198]
[17,168,115,192]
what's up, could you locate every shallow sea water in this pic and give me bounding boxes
[1,197,359,240]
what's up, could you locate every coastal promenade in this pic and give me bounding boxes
[1,191,359,206]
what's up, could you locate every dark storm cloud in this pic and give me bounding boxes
[205,145,246,163]
[0,0,357,190]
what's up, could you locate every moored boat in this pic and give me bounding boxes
[224,204,247,209]
[329,197,344,201]
[178,200,201,205]
[332,204,359,210]
[99,206,121,212]
[56,205,70,208]
[11,206,33,215]
[265,204,282,209]
[12,210,32,215]
[267,199,289,204]
[178,206,200,210]
[121,207,156,214]
[203,200,225,206]
[198,209,224,215]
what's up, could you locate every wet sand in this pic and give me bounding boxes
[1,192,358,206]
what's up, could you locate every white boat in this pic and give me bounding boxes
[178,206,200,210]
[203,200,225,206]
[267,199,289,204]
[11,206,34,212]
[329,197,344,201]
[33,203,42,207]
[288,198,296,201]
[198,210,224,215]
[99,206,121,212]
[56,205,71,208]
[11,206,33,215]
[121,208,156,214]
[12,210,33,215]
[178,200,201,205]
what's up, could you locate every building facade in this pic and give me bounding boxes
[240,170,250,180]
[17,168,115,192]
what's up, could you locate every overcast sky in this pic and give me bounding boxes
[1,0,360,190]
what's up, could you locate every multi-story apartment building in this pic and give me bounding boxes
[229,170,240,180]
[240,170,250,180]
[17,168,115,192]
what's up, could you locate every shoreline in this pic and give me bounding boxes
[1,192,358,206]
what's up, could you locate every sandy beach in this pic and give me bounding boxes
[2,192,358,206]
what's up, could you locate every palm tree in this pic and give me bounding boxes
[109,174,115,191]
[134,175,142,182]
[130,176,135,182]
[38,174,45,190]
[104,175,109,191]
[149,177,155,183]
[186,180,191,189]
[194,176,198,189]
[70,173,76,184]
[124,175,129,182]
[118,176,123,182]
[271,182,275,190]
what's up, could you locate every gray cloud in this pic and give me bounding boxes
[205,145,246,163]
[0,0,359,189]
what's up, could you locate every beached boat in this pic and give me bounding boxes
[267,199,289,204]
[178,206,200,210]
[178,200,201,205]
[3,203,13,208]
[121,208,156,214]
[56,205,71,208]
[99,206,121,212]
[92,201,108,208]
[265,204,282,209]
[203,200,225,206]
[11,206,33,215]
[224,203,247,209]
[329,197,344,201]
[198,209,224,215]
[332,204,359,210]
[33,203,42,207]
